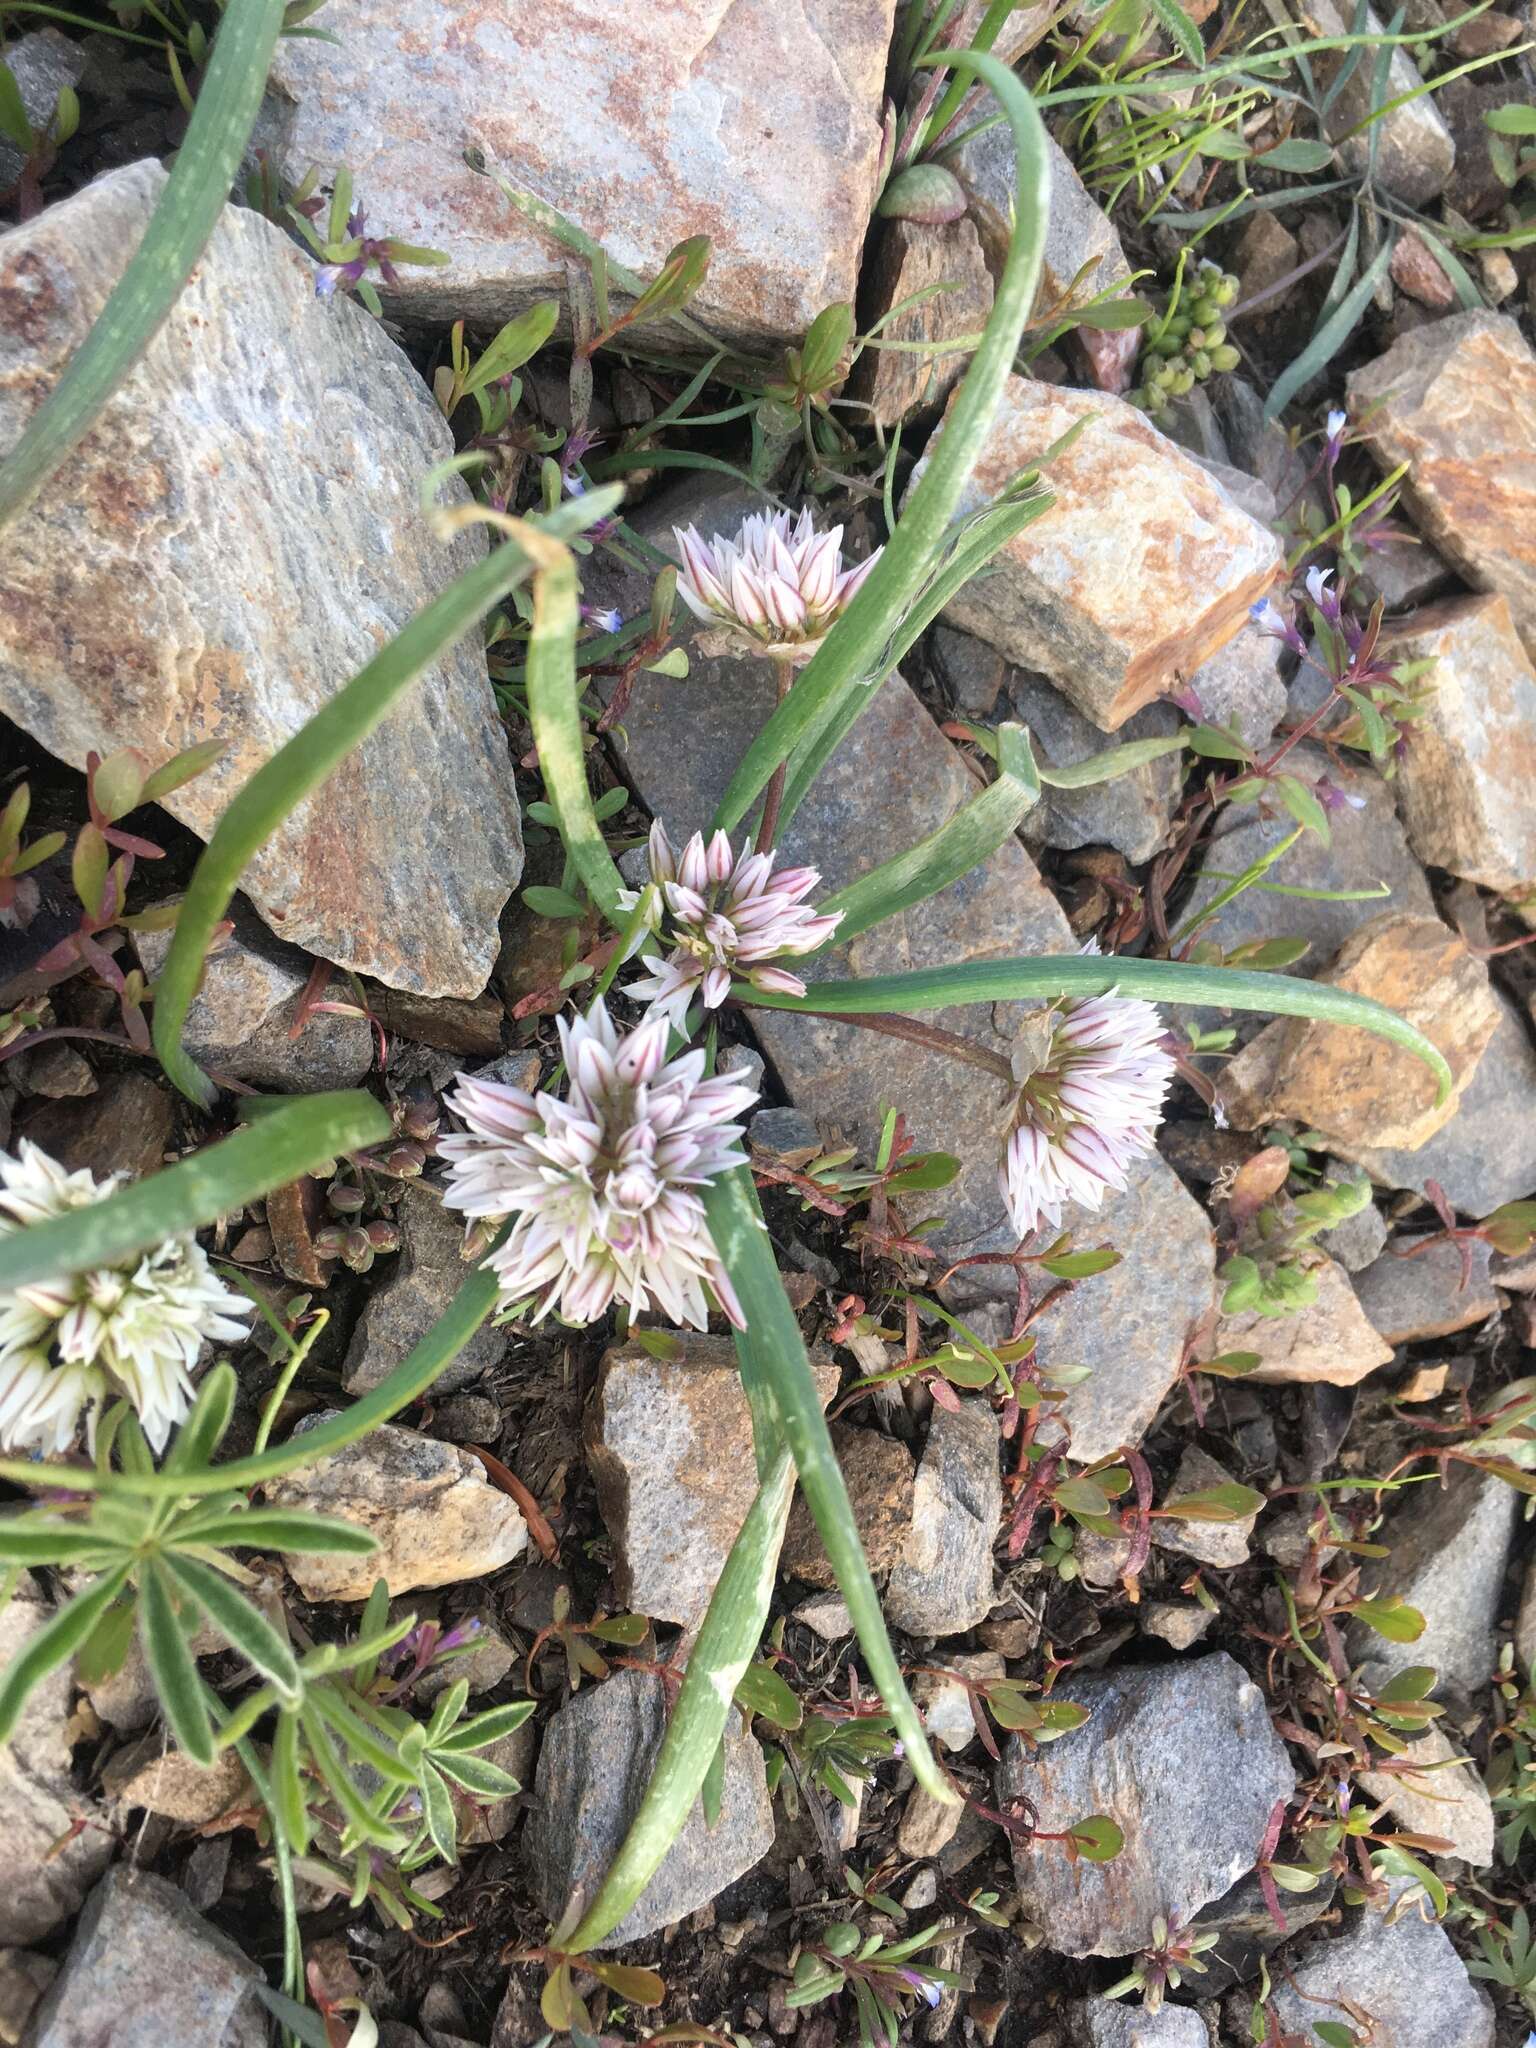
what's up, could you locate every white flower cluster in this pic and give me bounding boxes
[0,1142,250,1456]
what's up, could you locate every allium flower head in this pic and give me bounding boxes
[674,508,882,664]
[0,1142,251,1457]
[1000,949,1177,1240]
[439,1000,756,1331]
[619,821,841,1029]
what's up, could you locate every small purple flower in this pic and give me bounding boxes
[896,1971,943,2009]
[1305,565,1343,625]
[1324,406,1348,463]
[580,604,624,635]
[1249,596,1305,656]
[1315,775,1367,814]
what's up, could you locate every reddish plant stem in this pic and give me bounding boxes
[754,656,797,855]
[745,1001,1016,1085]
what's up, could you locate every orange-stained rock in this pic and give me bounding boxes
[1215,1254,1394,1387]
[1219,912,1500,1152]
[1390,228,1457,309]
[1348,312,1536,659]
[913,377,1284,728]
[1376,592,1536,892]
[0,162,522,997]
[267,0,895,344]
[850,216,994,429]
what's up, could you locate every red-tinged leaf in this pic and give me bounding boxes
[588,1612,649,1645]
[1067,1814,1123,1861]
[588,1962,665,2006]
[466,1445,559,1561]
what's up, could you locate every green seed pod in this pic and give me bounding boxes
[1189,297,1220,326]
[1152,332,1183,357]
[1170,365,1196,396]
[1210,343,1241,372]
[1168,311,1192,337]
[1202,319,1227,348]
[1190,349,1213,379]
[1186,326,1208,352]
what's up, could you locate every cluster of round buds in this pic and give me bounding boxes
[619,821,842,1031]
[1131,264,1241,422]
[674,508,882,665]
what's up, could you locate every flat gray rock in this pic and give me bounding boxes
[1258,1889,1493,2048]
[884,1400,1002,1636]
[341,1180,508,1397]
[0,1588,112,1945]
[1345,1465,1520,1699]
[1009,670,1182,863]
[1072,1999,1205,2047]
[1025,1151,1216,1461]
[266,0,891,344]
[25,1867,264,2048]
[999,1653,1295,1957]
[0,161,522,996]
[531,1668,773,1944]
[1350,1235,1500,1344]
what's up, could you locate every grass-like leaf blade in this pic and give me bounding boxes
[161,1551,302,1702]
[0,1092,391,1293]
[0,1563,131,1745]
[140,1559,217,1766]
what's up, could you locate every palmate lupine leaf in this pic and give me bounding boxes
[0,0,289,528]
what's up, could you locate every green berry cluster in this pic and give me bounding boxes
[1131,264,1241,420]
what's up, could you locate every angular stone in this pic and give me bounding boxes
[1153,1445,1258,1569]
[1356,528,1453,614]
[1183,624,1287,753]
[1008,671,1181,863]
[1182,742,1435,1002]
[897,1783,964,1859]
[1392,227,1458,309]
[850,217,994,429]
[999,1653,1295,1957]
[1259,1889,1493,2048]
[781,1425,916,1590]
[1346,1465,1519,1697]
[953,126,1130,310]
[0,161,522,996]
[1028,1152,1216,1462]
[21,1071,172,1183]
[1220,913,1500,1152]
[929,622,1007,717]
[1140,1601,1214,1652]
[1317,1191,1389,1273]
[264,1413,527,1601]
[531,1668,772,1944]
[1375,593,1536,892]
[134,909,374,1094]
[341,1180,507,1397]
[101,1739,250,1826]
[1234,211,1301,316]
[0,1587,112,1945]
[267,0,893,345]
[1356,1728,1495,1865]
[749,1105,822,1169]
[1072,2001,1204,2048]
[1344,996,1536,1215]
[793,1591,853,1640]
[1214,1253,1393,1387]
[1191,1866,1336,1996]
[885,1400,1002,1635]
[915,377,1283,729]
[26,1867,264,2048]
[914,1652,1005,1753]
[1313,0,1457,204]
[591,482,1079,1279]
[0,30,82,190]
[0,1949,54,2046]
[366,984,506,1059]
[14,1044,93,1099]
[1351,1235,1500,1343]
[1348,313,1536,660]
[587,1334,839,1627]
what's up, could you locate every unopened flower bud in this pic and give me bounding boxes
[327,1181,366,1214]
[342,1226,375,1273]
[1210,344,1240,372]
[365,1219,401,1253]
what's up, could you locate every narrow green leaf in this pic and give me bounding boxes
[462,300,560,396]
[700,1167,953,1811]
[1264,237,1394,422]
[1160,1482,1265,1522]
[711,54,1051,838]
[0,1565,132,1745]
[817,723,1040,945]
[1038,733,1188,788]
[0,1522,120,1567]
[140,1561,216,1766]
[0,0,289,527]
[1353,1597,1426,1643]
[160,1551,302,1701]
[299,1699,403,1848]
[0,1094,391,1294]
[152,493,618,1108]
[271,1708,312,1854]
[161,1362,237,1475]
[175,1509,379,1555]
[435,1699,536,1753]
[738,955,1452,1103]
[0,61,34,153]
[562,1446,796,1952]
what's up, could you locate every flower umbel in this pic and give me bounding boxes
[674,508,882,665]
[619,822,842,1030]
[0,1142,251,1456]
[439,1000,756,1330]
[1000,952,1177,1240]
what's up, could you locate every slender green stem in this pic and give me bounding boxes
[253,1310,330,1457]
[754,657,798,854]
